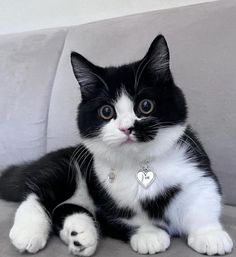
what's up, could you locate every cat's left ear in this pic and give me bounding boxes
[144,34,170,74]
[71,52,106,98]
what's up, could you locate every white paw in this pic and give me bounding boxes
[130,226,170,254]
[9,194,50,253]
[188,229,233,255]
[9,221,49,253]
[60,213,98,256]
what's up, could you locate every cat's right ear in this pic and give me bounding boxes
[71,52,106,98]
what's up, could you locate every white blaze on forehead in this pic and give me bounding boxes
[114,91,137,129]
[115,91,133,114]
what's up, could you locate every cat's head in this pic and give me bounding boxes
[71,35,187,157]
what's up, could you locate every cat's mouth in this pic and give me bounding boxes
[122,137,135,144]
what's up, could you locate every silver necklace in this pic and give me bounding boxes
[107,160,156,189]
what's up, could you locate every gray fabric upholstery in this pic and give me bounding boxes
[0,29,67,170]
[0,0,236,257]
[0,200,235,257]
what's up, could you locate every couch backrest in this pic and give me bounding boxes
[0,29,67,168]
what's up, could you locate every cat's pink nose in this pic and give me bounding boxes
[119,127,133,135]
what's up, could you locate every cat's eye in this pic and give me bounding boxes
[138,99,155,115]
[98,105,115,120]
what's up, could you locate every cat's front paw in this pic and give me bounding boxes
[188,229,233,255]
[130,226,170,254]
[9,222,48,253]
[8,194,51,253]
[60,213,98,256]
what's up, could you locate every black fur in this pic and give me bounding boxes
[0,147,77,212]
[96,212,137,242]
[140,185,181,219]
[52,203,95,235]
[178,126,222,194]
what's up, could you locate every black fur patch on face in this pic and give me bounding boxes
[133,118,159,142]
[71,35,187,143]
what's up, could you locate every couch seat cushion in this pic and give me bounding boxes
[0,200,235,257]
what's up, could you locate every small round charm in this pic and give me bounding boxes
[108,172,116,183]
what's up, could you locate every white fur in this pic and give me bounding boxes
[59,163,95,215]
[60,213,98,256]
[56,163,97,256]
[9,194,50,253]
[101,92,138,146]
[130,224,170,254]
[80,90,233,255]
[188,229,233,255]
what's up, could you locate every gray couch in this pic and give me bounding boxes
[0,1,236,256]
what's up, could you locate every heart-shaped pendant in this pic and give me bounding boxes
[136,168,155,188]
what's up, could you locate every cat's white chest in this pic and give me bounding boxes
[93,145,197,210]
[94,157,168,209]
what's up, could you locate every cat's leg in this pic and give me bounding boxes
[167,179,233,255]
[97,214,170,254]
[187,227,233,256]
[186,189,233,256]
[9,193,51,253]
[130,224,170,254]
[52,203,98,256]
[2,147,79,253]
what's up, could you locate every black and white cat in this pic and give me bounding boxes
[0,35,233,256]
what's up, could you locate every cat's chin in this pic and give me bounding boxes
[121,137,136,145]
[106,140,140,152]
[82,137,144,158]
